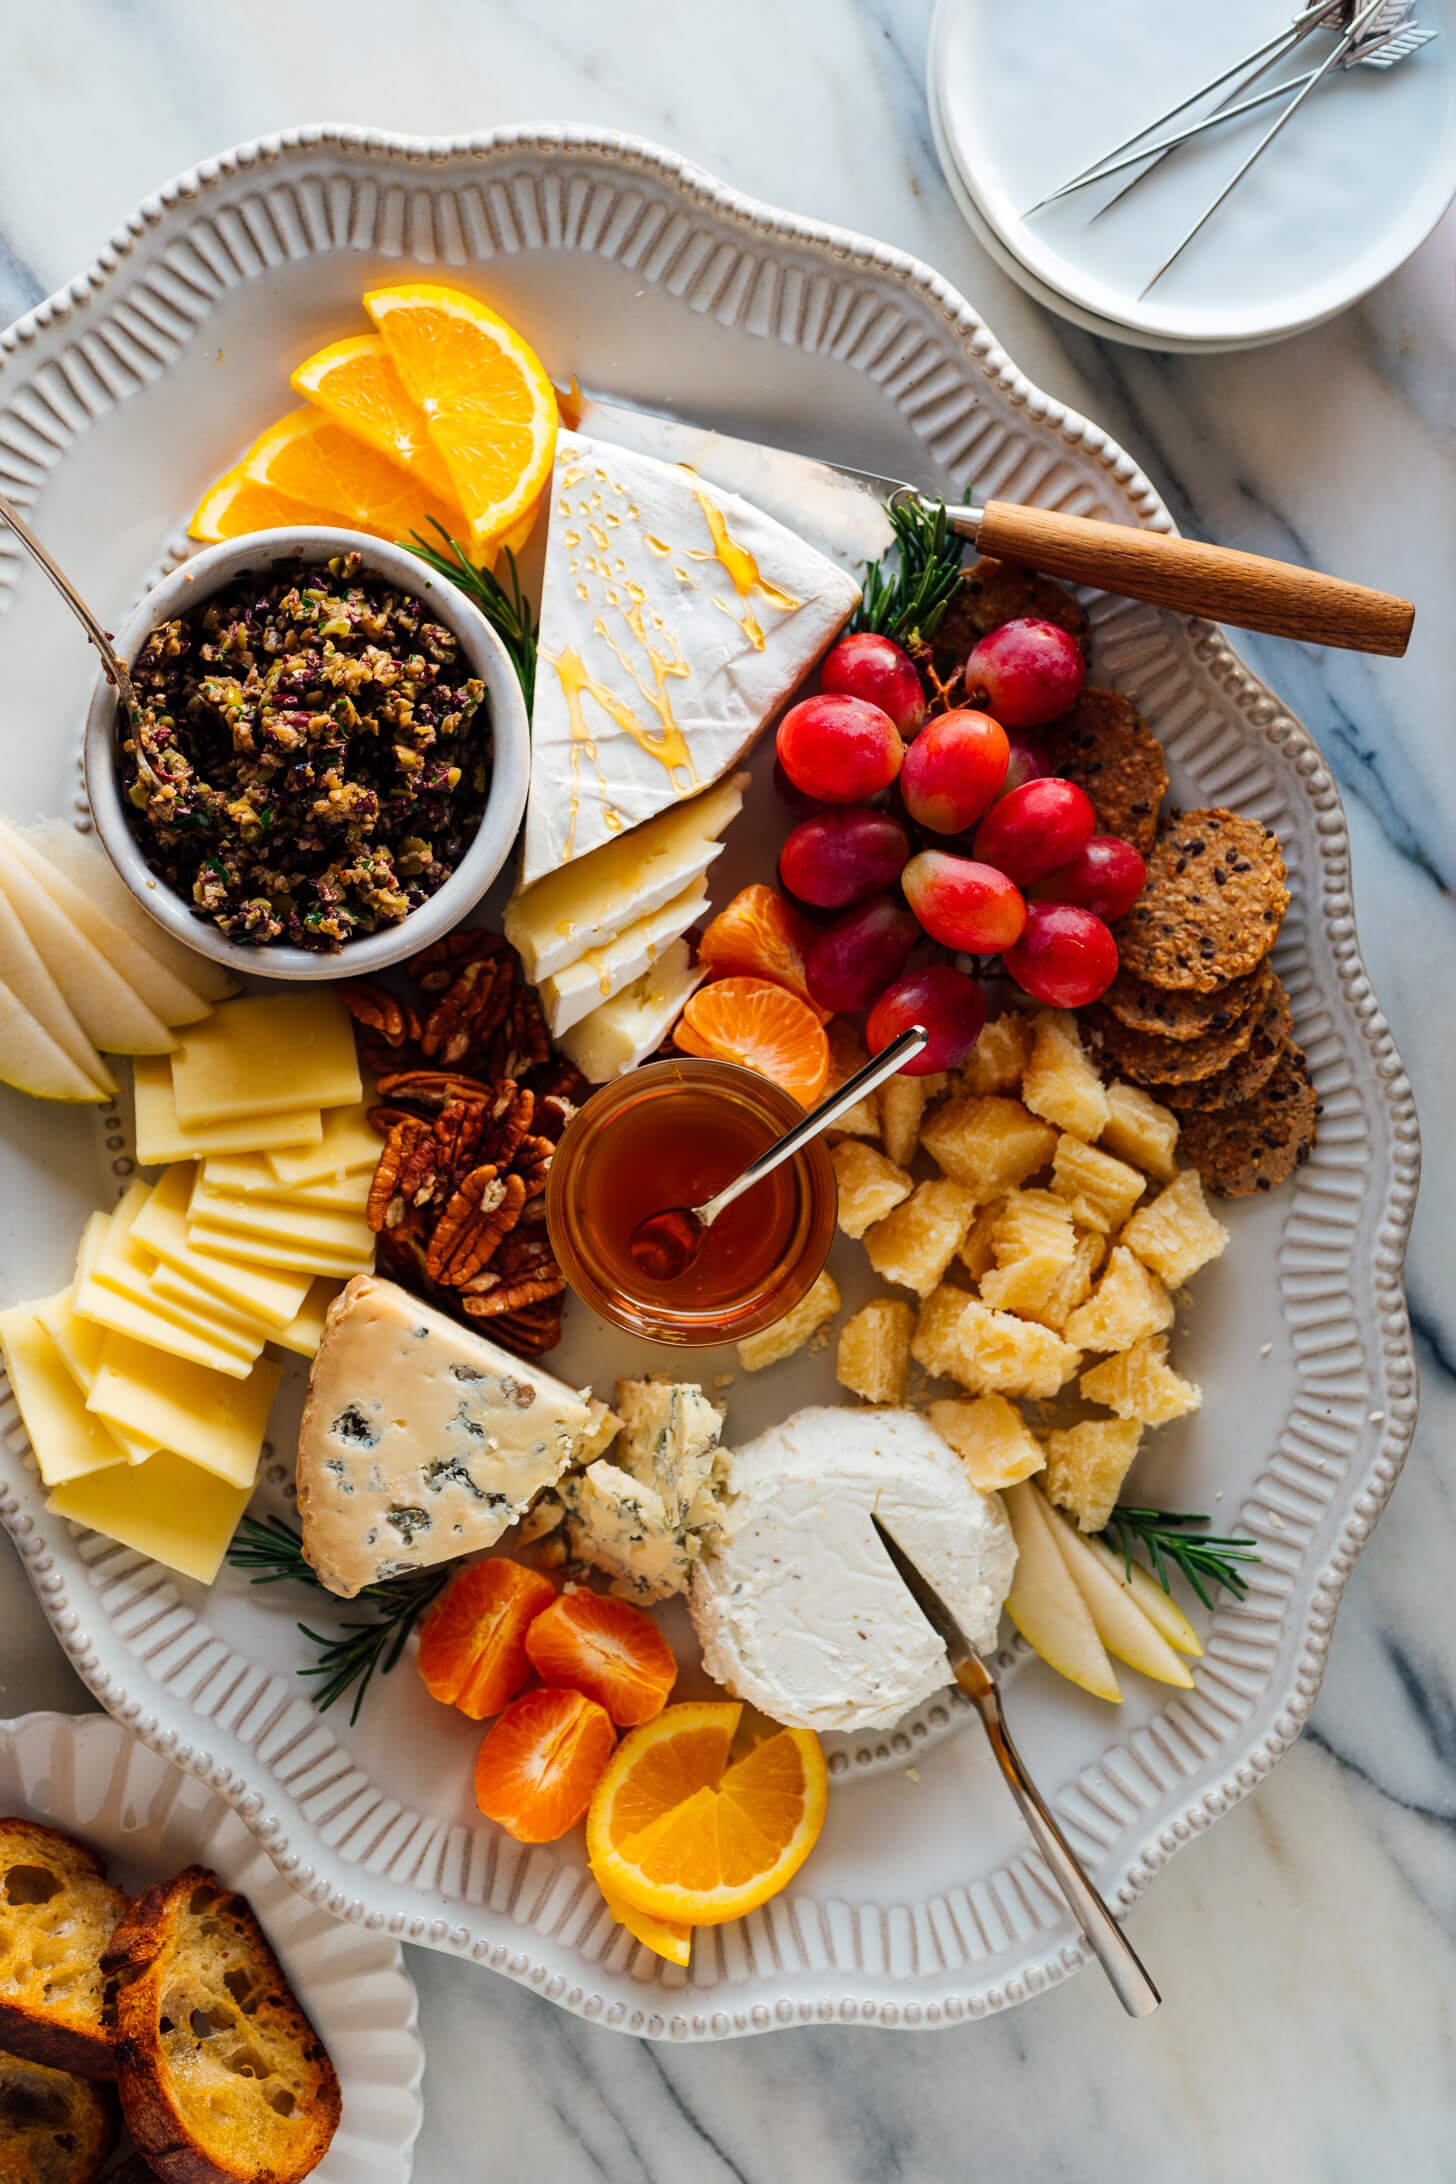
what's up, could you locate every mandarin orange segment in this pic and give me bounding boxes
[674,977,830,1107]
[291,333,459,503]
[585,1704,827,1926]
[474,1686,616,1844]
[523,1590,677,1727]
[365,282,557,555]
[417,1555,555,1721]
[236,407,465,542]
[698,885,829,1022]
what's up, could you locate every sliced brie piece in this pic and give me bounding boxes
[506,772,745,983]
[520,430,860,886]
[560,938,706,1083]
[538,879,707,1038]
[296,1274,618,1597]
[690,1407,1017,1734]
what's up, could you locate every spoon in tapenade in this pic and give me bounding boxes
[628,1024,929,1282]
[0,492,164,792]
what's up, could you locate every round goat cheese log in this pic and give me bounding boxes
[689,1406,1016,1734]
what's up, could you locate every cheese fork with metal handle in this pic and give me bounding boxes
[576,390,1414,657]
[870,1512,1161,2018]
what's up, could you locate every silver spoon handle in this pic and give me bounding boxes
[966,1677,1160,2017]
[696,1024,927,1226]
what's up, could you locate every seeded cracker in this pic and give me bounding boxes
[1089,980,1264,1086]
[1116,808,1289,994]
[1040,689,1169,855]
[1175,1044,1319,1197]
[1102,961,1269,1042]
[1154,978,1294,1113]
[929,557,1091,682]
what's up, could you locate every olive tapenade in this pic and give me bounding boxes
[120,553,492,951]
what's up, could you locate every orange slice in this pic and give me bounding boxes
[365,282,557,555]
[189,470,320,544]
[598,1887,692,1968]
[233,408,465,544]
[586,1701,828,1927]
[698,884,830,1022]
[291,333,459,504]
[674,976,829,1107]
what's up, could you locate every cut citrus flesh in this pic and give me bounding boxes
[232,408,465,543]
[417,1555,556,1721]
[586,1700,828,1926]
[597,1884,692,1968]
[474,1686,616,1844]
[524,1589,677,1727]
[674,976,830,1107]
[698,885,829,1023]
[291,333,459,503]
[365,282,557,554]
[189,470,321,544]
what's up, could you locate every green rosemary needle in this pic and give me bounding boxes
[403,521,538,710]
[227,1515,448,1726]
[1097,1506,1261,1612]
[852,496,968,648]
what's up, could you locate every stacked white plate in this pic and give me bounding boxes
[929,0,1456,351]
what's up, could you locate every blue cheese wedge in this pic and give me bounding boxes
[691,1407,1017,1733]
[520,430,861,887]
[297,1275,618,1597]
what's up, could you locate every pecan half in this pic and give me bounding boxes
[461,1269,567,1319]
[368,1116,430,1233]
[425,1166,528,1286]
[340,980,422,1049]
[409,927,513,992]
[375,1068,496,1111]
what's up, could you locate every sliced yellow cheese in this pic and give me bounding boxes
[0,1305,130,1486]
[264,1104,382,1189]
[132,1054,323,1167]
[269,1278,344,1358]
[170,995,361,1125]
[46,1450,253,1584]
[199,1157,371,1214]
[31,1286,156,1463]
[130,1167,312,1330]
[505,771,746,982]
[185,1222,374,1281]
[187,1181,374,1259]
[82,1187,265,1368]
[86,1335,280,1489]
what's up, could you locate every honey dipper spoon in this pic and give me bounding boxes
[629,1024,928,1281]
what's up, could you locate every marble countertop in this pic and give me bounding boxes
[1,4,1452,2176]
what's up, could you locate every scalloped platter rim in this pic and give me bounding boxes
[0,125,1421,2041]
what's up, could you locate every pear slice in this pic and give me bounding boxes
[2,821,213,1025]
[1082,1532,1203,1657]
[0,970,111,1102]
[1003,1478,1121,1704]
[22,821,238,1005]
[1043,1497,1195,1689]
[0,844,175,1055]
[0,879,113,1095]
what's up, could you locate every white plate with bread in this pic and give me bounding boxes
[0,1711,421,2182]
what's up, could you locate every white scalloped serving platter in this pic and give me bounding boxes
[0,1711,421,2178]
[0,128,1419,2041]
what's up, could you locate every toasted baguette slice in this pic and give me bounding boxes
[104,1867,341,2184]
[0,1817,130,2076]
[0,2049,115,2181]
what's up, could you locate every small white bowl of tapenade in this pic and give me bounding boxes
[83,528,531,981]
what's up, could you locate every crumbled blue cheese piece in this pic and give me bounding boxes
[558,1462,695,1603]
[613,1379,725,1529]
[296,1275,617,1597]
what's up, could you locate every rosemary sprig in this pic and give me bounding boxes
[1097,1506,1261,1612]
[852,496,968,648]
[404,520,538,710]
[228,1515,448,1726]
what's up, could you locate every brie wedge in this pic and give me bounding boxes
[520,430,860,886]
[690,1407,1017,1734]
[538,879,708,1038]
[560,938,706,1082]
[506,772,745,983]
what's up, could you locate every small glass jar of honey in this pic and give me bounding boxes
[546,1058,838,1344]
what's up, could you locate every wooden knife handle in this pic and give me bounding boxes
[973,501,1414,657]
